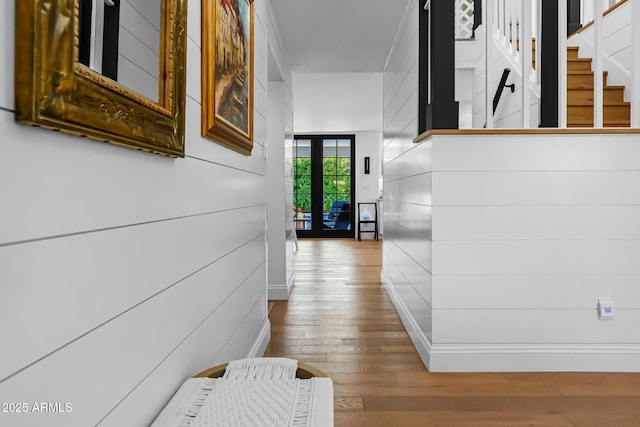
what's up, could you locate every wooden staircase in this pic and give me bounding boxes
[566,46,630,127]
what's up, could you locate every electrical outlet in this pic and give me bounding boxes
[597,297,614,320]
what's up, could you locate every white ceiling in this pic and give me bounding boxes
[269,0,409,72]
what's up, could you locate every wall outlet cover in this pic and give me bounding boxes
[597,297,614,320]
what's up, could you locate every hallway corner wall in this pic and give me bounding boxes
[382,0,639,373]
[0,0,287,425]
[265,0,295,300]
[381,0,434,368]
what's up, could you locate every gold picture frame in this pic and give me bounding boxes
[202,0,254,155]
[15,0,187,157]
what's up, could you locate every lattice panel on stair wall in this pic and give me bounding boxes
[455,0,475,39]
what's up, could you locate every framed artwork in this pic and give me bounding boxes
[15,0,187,157]
[202,0,254,155]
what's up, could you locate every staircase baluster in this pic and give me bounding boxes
[632,0,640,127]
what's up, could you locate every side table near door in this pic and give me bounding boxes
[357,202,378,241]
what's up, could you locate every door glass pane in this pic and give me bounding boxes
[322,137,352,231]
[294,138,312,230]
[323,139,337,157]
[338,157,351,174]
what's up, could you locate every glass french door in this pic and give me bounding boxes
[293,135,355,238]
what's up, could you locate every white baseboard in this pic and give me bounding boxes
[381,269,640,372]
[381,270,432,370]
[247,320,271,358]
[429,344,640,372]
[268,276,294,300]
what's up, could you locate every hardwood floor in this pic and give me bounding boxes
[265,238,640,426]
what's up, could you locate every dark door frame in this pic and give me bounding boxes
[294,134,356,238]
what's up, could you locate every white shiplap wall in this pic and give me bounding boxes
[429,132,640,372]
[0,0,287,425]
[383,0,640,373]
[265,0,295,300]
[381,0,433,365]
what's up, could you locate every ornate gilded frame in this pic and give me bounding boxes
[15,0,187,157]
[202,0,254,155]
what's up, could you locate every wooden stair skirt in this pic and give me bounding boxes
[567,46,630,127]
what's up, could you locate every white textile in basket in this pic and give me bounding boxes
[151,358,333,427]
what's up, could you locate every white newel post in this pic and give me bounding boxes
[593,0,603,127]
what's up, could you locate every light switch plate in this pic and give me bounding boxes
[597,297,614,320]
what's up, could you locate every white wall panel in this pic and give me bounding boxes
[384,90,419,146]
[254,54,268,117]
[98,251,266,427]
[0,112,264,245]
[384,201,432,240]
[384,238,433,308]
[382,119,419,165]
[433,274,640,310]
[432,134,640,171]
[433,240,640,275]
[214,292,268,366]
[433,205,640,241]
[433,309,640,344]
[385,173,432,206]
[102,314,266,427]
[433,171,640,206]
[186,38,202,102]
[254,110,268,147]
[384,138,431,183]
[0,261,266,427]
[384,219,432,273]
[0,1,14,110]
[253,42,268,93]
[0,207,265,382]
[383,252,432,342]
[186,0,201,42]
[383,48,418,129]
[184,98,266,173]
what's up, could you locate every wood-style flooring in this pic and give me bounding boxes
[265,238,640,426]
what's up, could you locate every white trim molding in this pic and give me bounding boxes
[429,343,640,372]
[247,320,271,358]
[268,276,294,300]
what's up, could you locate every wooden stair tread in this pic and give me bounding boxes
[569,86,625,91]
[566,44,629,127]
[567,70,608,75]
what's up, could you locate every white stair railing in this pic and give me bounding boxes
[484,0,541,128]
[574,0,637,128]
[474,0,637,128]
[633,0,640,127]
